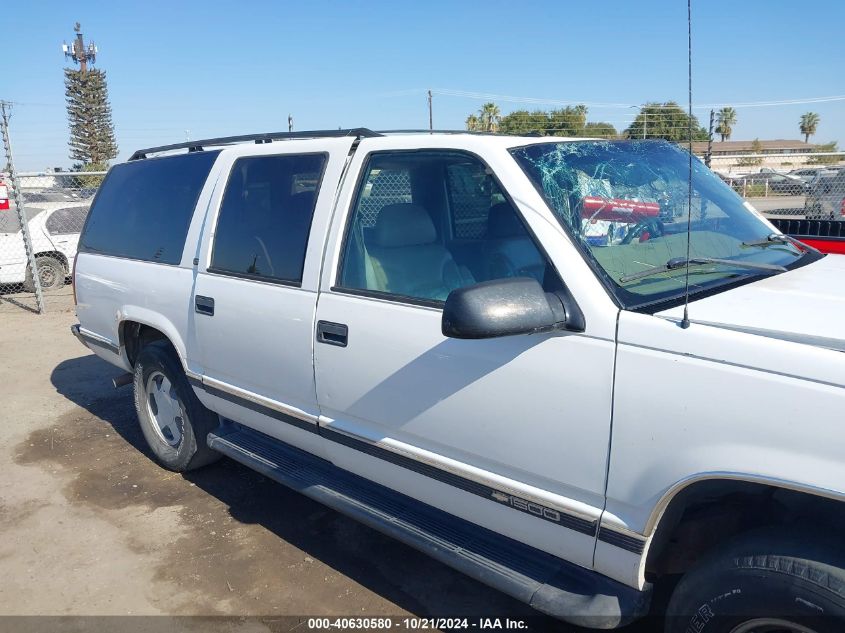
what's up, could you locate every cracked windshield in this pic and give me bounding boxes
[511,140,813,309]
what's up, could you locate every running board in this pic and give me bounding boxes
[207,425,650,628]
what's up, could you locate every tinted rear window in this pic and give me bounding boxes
[80,151,219,264]
[211,153,326,283]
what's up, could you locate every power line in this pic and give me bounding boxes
[414,88,845,110]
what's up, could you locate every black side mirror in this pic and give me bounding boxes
[441,277,584,340]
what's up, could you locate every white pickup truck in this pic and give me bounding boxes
[71,130,845,632]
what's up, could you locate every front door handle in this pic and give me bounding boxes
[317,320,348,347]
[195,295,215,316]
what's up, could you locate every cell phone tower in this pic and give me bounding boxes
[62,22,98,74]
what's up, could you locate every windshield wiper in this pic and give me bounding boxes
[741,233,797,248]
[742,233,821,254]
[619,257,787,284]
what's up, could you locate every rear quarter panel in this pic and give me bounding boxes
[73,156,223,371]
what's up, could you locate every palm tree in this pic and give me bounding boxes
[800,112,820,143]
[715,107,737,141]
[479,102,501,132]
[465,114,480,132]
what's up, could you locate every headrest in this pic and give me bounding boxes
[487,202,527,238]
[371,203,436,247]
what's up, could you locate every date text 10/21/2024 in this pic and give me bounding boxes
[306,618,530,630]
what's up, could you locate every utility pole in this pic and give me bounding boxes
[288,114,293,133]
[630,104,647,139]
[62,22,97,74]
[705,109,715,168]
[1,101,45,312]
[427,90,433,132]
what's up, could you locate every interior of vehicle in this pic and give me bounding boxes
[339,151,561,302]
[211,154,326,282]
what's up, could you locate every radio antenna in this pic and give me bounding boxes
[680,0,694,329]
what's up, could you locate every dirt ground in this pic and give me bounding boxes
[1,293,589,632]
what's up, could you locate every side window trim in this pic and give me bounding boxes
[207,151,329,287]
[333,148,566,308]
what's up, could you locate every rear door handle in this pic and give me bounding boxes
[316,320,348,347]
[195,295,215,316]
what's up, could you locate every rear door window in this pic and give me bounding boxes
[80,151,219,264]
[210,153,327,284]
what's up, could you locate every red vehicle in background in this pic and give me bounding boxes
[0,178,9,211]
[770,218,845,255]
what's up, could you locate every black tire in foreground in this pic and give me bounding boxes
[24,256,66,292]
[666,528,845,633]
[133,340,221,472]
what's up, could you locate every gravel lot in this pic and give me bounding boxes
[1,294,602,632]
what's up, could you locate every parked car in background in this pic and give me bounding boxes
[0,200,90,291]
[732,171,806,195]
[805,169,845,220]
[789,167,832,184]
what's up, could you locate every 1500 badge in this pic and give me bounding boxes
[490,491,562,523]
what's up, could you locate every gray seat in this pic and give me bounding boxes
[484,202,546,282]
[366,203,473,301]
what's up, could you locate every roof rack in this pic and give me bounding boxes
[377,129,508,136]
[129,128,382,161]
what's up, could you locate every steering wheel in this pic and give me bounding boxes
[621,218,665,244]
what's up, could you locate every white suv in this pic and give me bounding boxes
[71,130,845,632]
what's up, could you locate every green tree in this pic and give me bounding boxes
[499,109,549,135]
[474,104,614,138]
[624,102,708,142]
[65,67,118,166]
[582,122,618,139]
[715,107,737,141]
[479,102,502,132]
[77,161,109,188]
[799,112,820,143]
[807,141,839,164]
[548,105,587,136]
[737,138,764,167]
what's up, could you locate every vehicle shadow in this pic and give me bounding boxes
[48,354,581,627]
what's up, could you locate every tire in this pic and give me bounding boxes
[666,528,845,633]
[24,256,66,292]
[133,340,221,472]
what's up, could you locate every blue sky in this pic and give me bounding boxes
[4,0,844,170]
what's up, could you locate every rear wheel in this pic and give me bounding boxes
[666,529,845,633]
[133,340,221,471]
[24,256,66,292]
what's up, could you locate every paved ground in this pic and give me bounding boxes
[2,294,617,632]
[746,195,805,217]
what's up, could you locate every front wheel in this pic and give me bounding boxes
[133,340,221,472]
[666,529,845,633]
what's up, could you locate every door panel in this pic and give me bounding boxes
[313,148,615,565]
[316,292,615,505]
[189,138,354,446]
[192,275,320,418]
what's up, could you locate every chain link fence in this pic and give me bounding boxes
[0,167,102,312]
[709,153,845,219]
